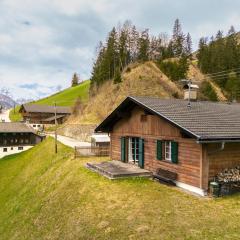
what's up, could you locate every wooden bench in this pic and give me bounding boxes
[153,168,177,185]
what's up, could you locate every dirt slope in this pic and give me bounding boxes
[68,61,227,125]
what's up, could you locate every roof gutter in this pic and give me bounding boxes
[197,139,240,144]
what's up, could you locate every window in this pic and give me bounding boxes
[11,147,13,150]
[33,125,36,127]
[165,141,171,161]
[129,137,140,164]
[156,140,178,164]
[3,148,7,152]
[18,147,23,150]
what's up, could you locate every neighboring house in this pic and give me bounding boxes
[95,96,240,196]
[0,122,44,158]
[19,104,71,124]
[91,133,110,147]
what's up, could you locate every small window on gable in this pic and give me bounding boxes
[140,114,147,122]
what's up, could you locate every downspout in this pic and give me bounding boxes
[207,141,225,155]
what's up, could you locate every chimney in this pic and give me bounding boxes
[183,83,199,101]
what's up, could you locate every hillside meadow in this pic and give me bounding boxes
[9,80,90,122]
[1,137,240,239]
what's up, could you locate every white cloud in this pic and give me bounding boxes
[0,0,240,100]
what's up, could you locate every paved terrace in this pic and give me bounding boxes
[86,160,152,179]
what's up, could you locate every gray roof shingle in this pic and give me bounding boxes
[0,122,36,133]
[21,104,71,114]
[96,96,240,141]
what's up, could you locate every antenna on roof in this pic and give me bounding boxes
[180,79,194,108]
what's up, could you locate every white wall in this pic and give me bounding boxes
[0,146,33,158]
[29,123,44,131]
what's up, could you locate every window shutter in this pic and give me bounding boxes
[121,137,126,162]
[156,140,162,160]
[138,138,144,168]
[171,141,178,164]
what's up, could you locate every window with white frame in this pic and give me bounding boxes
[165,141,171,161]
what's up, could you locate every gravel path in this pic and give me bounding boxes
[49,134,91,148]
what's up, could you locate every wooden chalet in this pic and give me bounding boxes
[0,122,44,158]
[19,104,71,124]
[95,96,240,196]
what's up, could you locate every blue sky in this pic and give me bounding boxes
[0,0,240,100]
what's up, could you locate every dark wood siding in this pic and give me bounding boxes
[110,106,202,188]
[207,143,240,180]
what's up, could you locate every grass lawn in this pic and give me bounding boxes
[1,138,240,239]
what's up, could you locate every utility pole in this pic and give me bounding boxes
[54,101,58,154]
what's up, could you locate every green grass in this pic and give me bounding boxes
[9,105,22,122]
[1,138,240,239]
[34,80,90,106]
[9,80,90,122]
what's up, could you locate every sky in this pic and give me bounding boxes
[0,0,240,100]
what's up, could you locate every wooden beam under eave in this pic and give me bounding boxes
[200,144,209,190]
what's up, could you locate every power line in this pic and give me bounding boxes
[204,67,240,77]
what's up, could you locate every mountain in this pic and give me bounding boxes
[0,94,17,109]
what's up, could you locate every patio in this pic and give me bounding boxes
[86,160,152,179]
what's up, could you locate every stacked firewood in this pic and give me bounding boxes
[217,166,240,183]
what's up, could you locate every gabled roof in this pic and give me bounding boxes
[20,104,71,114]
[95,96,240,142]
[0,122,36,133]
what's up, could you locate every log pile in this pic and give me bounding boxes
[217,166,240,183]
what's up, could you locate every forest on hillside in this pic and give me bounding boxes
[91,19,191,86]
[90,19,240,101]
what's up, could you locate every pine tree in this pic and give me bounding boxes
[71,73,79,87]
[137,29,150,61]
[113,68,122,84]
[172,19,185,57]
[118,29,128,70]
[105,27,118,80]
[185,32,192,56]
[228,25,235,36]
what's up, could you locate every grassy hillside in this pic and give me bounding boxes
[1,137,240,239]
[9,105,22,122]
[9,80,90,122]
[34,80,90,106]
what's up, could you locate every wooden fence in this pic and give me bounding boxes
[74,146,110,158]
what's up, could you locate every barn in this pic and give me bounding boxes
[19,104,71,125]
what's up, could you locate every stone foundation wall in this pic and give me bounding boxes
[57,124,97,142]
